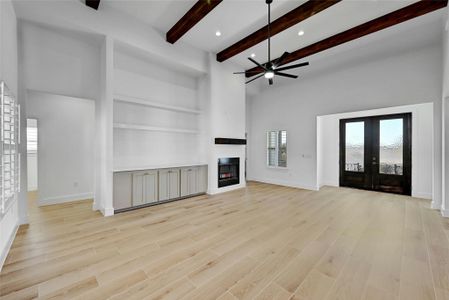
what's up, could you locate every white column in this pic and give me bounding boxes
[441,12,449,217]
[94,35,114,216]
[443,96,449,217]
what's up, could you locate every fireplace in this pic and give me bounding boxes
[218,157,240,188]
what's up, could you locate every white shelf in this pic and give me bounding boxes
[113,123,199,134]
[114,94,201,114]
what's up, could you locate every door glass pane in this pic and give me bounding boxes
[379,119,403,175]
[345,122,364,172]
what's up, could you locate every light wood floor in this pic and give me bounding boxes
[1,182,449,300]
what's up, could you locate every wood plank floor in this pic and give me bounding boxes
[1,182,449,300]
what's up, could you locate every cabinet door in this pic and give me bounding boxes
[181,167,197,197]
[198,166,208,194]
[158,169,170,202]
[188,168,198,195]
[180,168,189,197]
[168,169,180,199]
[132,172,145,206]
[143,171,158,204]
[113,172,132,210]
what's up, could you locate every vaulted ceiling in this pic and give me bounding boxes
[100,0,447,72]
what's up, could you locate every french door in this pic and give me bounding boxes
[339,113,411,195]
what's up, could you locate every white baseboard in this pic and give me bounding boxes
[442,209,449,218]
[38,192,94,206]
[102,207,114,217]
[430,201,441,210]
[248,177,318,191]
[412,191,432,200]
[0,224,18,272]
[320,180,339,188]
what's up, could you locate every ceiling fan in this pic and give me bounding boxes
[234,0,309,85]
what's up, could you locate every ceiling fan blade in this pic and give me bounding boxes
[248,57,267,70]
[275,72,298,79]
[234,70,264,75]
[275,62,309,72]
[274,52,290,66]
[269,78,273,85]
[246,73,264,84]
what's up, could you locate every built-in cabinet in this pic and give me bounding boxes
[159,168,181,201]
[113,165,207,212]
[180,167,208,197]
[132,170,158,206]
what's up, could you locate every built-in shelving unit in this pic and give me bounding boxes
[114,94,201,114]
[112,45,204,175]
[113,122,199,134]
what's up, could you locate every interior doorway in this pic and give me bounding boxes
[339,113,412,195]
[27,118,38,200]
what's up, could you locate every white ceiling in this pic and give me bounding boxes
[251,8,444,90]
[99,0,444,70]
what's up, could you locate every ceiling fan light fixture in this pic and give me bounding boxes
[264,71,274,79]
[233,0,308,85]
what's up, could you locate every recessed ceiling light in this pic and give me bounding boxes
[250,53,256,58]
[215,31,222,37]
[298,30,305,36]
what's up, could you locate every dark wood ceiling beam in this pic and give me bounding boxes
[216,0,341,62]
[166,0,223,44]
[246,0,448,77]
[86,0,100,10]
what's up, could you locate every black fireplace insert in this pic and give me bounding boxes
[218,157,240,188]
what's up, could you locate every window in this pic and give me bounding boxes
[345,121,364,172]
[27,120,37,154]
[267,130,287,167]
[1,81,20,216]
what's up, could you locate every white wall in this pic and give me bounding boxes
[21,22,101,100]
[27,91,95,206]
[0,0,20,271]
[113,51,203,170]
[200,54,246,194]
[248,45,443,198]
[13,0,207,75]
[317,103,434,199]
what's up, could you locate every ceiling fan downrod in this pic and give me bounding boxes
[233,0,309,85]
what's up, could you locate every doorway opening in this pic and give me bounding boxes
[27,118,38,202]
[340,113,411,195]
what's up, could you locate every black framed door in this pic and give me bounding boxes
[339,113,411,195]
